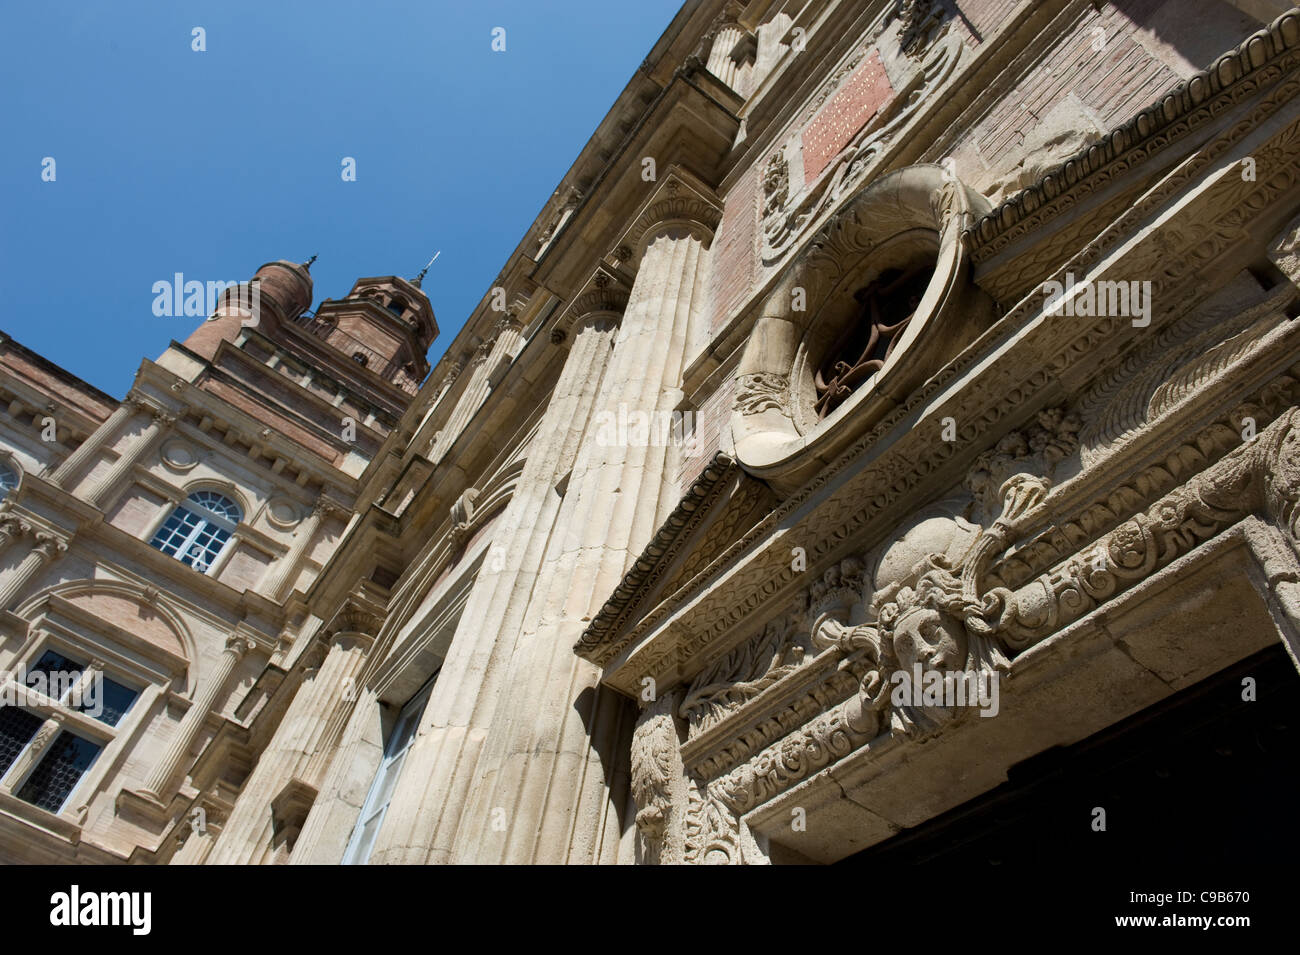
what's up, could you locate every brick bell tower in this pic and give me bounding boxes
[172,258,438,473]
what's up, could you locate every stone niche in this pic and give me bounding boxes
[732,164,998,494]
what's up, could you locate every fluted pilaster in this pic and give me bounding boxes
[202,626,373,865]
[140,634,254,799]
[707,24,745,90]
[449,217,713,864]
[0,531,67,609]
[260,498,335,602]
[48,398,139,488]
[367,308,621,865]
[82,407,174,509]
[430,316,524,461]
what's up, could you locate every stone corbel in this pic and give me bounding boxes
[448,487,480,549]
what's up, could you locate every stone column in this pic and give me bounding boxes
[430,315,524,460]
[707,23,745,89]
[139,634,255,799]
[0,532,67,610]
[367,305,623,865]
[288,684,383,864]
[448,202,716,864]
[48,397,139,488]
[81,407,175,509]
[202,618,374,865]
[754,13,793,86]
[259,498,335,602]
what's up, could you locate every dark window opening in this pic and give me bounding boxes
[814,263,931,420]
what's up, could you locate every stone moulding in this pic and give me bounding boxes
[761,32,965,265]
[576,452,738,658]
[991,361,1300,596]
[963,7,1300,264]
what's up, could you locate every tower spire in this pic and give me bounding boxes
[413,251,440,288]
[303,254,317,270]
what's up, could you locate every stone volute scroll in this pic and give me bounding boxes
[731,164,997,493]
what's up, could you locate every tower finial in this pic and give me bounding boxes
[413,250,440,288]
[303,254,317,270]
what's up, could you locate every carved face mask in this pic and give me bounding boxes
[891,606,966,673]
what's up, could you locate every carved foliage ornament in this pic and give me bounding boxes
[630,693,677,863]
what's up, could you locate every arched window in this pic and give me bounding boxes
[149,490,242,573]
[0,462,17,499]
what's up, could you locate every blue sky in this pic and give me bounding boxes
[0,0,683,397]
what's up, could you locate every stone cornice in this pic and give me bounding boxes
[577,452,740,661]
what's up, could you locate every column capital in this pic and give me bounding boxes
[0,516,32,542]
[618,169,724,267]
[322,597,383,648]
[311,494,345,520]
[224,634,257,657]
[551,267,630,346]
[32,531,69,561]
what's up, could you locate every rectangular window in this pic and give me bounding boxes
[24,649,84,701]
[1,649,143,815]
[82,676,138,727]
[150,507,205,557]
[341,675,437,865]
[15,730,102,813]
[0,707,43,778]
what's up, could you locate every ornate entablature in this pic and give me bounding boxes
[578,9,1300,865]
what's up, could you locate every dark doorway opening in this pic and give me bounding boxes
[839,643,1300,871]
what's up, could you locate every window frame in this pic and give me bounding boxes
[0,639,144,816]
[149,489,243,574]
[0,458,20,499]
[341,673,438,865]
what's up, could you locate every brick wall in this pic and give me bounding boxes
[801,50,894,185]
[679,373,735,489]
[707,164,761,337]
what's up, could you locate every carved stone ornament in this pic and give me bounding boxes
[679,611,810,737]
[896,0,947,59]
[449,487,480,548]
[732,373,791,418]
[761,33,963,265]
[630,693,677,864]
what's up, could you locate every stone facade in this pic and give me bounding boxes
[3,0,1300,865]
